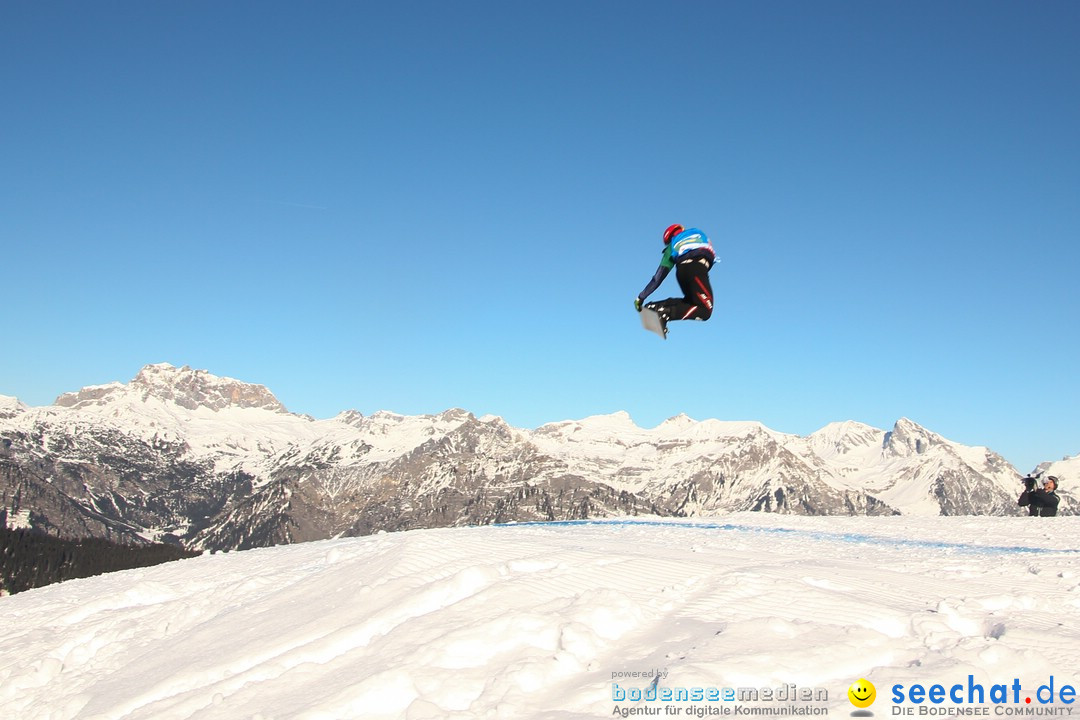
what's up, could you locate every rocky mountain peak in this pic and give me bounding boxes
[55,363,288,414]
[884,418,940,457]
[660,413,696,429]
[808,421,884,458]
[53,382,125,409]
[131,364,287,413]
[335,410,365,427]
[437,408,475,422]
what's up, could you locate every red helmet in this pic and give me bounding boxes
[663,224,684,244]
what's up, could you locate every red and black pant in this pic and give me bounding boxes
[646,256,714,322]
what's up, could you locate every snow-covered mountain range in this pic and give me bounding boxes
[0,364,1073,550]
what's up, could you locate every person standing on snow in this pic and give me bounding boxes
[634,224,716,333]
[1019,475,1060,517]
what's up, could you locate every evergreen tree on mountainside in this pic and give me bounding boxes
[0,526,200,595]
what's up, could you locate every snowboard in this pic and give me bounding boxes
[640,307,667,339]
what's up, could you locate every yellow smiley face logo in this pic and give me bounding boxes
[848,679,876,708]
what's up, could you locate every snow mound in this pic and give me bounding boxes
[2,515,1079,719]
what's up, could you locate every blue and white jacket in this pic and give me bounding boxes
[669,228,714,262]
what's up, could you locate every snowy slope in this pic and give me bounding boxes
[0,395,27,420]
[2,515,1079,719]
[1041,453,1080,488]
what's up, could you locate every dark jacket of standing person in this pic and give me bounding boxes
[1019,475,1060,517]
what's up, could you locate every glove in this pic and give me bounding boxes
[634,297,643,312]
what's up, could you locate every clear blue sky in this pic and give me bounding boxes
[3,1,1077,473]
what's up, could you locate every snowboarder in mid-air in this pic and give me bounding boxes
[635,224,716,337]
